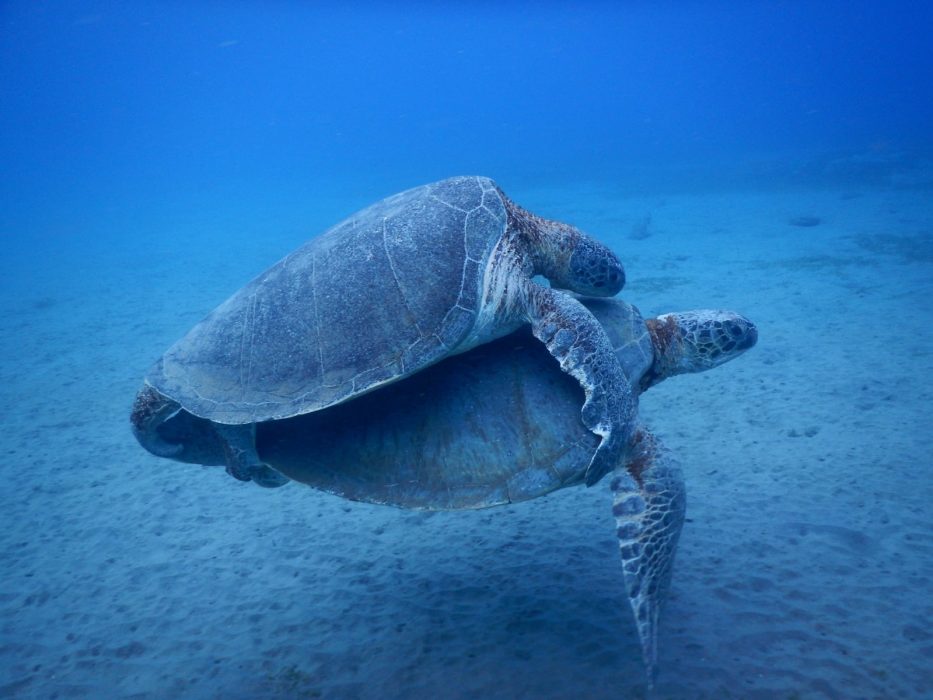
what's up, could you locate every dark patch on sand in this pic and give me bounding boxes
[850,232,933,263]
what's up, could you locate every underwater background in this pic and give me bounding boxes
[1,1,931,698]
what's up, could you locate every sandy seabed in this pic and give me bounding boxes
[1,180,931,699]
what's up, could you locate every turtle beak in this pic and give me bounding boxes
[726,318,758,351]
[567,244,625,296]
[739,321,758,350]
[605,257,625,294]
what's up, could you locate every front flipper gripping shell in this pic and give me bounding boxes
[527,285,636,486]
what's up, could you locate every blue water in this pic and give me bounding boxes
[3,1,932,238]
[2,2,932,698]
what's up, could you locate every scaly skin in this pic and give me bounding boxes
[611,427,686,685]
[643,309,758,389]
[497,191,632,485]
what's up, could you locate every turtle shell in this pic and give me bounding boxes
[152,299,653,508]
[147,176,507,423]
[256,298,654,509]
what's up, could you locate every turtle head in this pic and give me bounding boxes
[643,309,757,388]
[530,223,625,296]
[502,194,625,297]
[565,235,626,296]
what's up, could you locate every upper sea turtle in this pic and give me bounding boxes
[132,176,630,487]
[143,297,757,679]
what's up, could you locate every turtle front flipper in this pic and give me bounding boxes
[213,422,290,488]
[610,426,686,684]
[526,285,636,485]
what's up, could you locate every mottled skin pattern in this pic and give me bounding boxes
[611,428,686,685]
[132,176,628,486]
[642,310,758,390]
[491,196,632,486]
[138,298,758,683]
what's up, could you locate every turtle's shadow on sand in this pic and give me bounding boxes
[254,493,654,697]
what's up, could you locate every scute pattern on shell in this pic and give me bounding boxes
[148,176,508,423]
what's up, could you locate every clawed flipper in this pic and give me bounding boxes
[528,286,635,486]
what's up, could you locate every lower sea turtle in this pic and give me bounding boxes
[132,176,631,488]
[144,297,757,680]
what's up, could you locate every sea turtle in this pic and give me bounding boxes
[132,176,630,488]
[141,297,758,679]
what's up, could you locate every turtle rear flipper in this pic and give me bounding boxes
[214,423,290,488]
[610,427,686,685]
